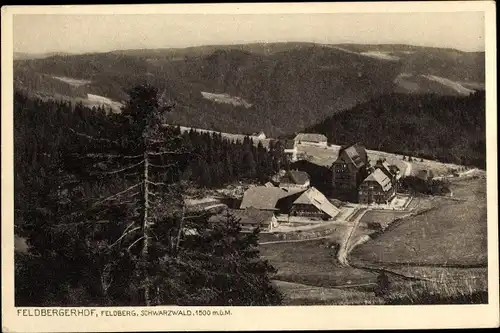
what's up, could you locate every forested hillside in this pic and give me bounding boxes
[14,43,485,137]
[307,91,486,168]
[14,87,284,306]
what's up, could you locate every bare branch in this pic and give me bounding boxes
[69,128,116,143]
[84,153,143,159]
[92,183,141,207]
[148,162,178,168]
[146,180,168,186]
[50,220,111,228]
[127,236,144,251]
[92,160,145,176]
[110,226,141,248]
[147,150,189,155]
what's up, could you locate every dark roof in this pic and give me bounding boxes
[209,207,275,226]
[280,170,310,185]
[375,160,394,179]
[240,186,306,210]
[337,143,367,169]
[284,140,296,150]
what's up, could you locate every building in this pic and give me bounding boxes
[293,133,328,147]
[278,170,311,189]
[283,139,298,162]
[416,169,435,181]
[331,143,369,202]
[388,165,401,180]
[208,207,278,232]
[254,132,266,139]
[239,186,306,213]
[358,169,396,205]
[373,159,398,190]
[289,187,341,220]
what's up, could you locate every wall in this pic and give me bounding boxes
[359,181,394,204]
[289,204,326,219]
[332,154,359,202]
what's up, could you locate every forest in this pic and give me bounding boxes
[14,86,284,306]
[307,91,486,168]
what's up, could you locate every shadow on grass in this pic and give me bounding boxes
[384,291,488,305]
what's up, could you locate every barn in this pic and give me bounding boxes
[289,187,341,220]
[293,133,328,147]
[278,170,311,189]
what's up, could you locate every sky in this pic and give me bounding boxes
[13,12,485,54]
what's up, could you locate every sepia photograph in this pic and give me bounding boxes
[2,2,498,332]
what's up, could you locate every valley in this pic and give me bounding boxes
[13,42,488,307]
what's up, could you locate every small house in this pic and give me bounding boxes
[358,169,396,205]
[278,170,311,189]
[283,139,298,162]
[293,133,328,147]
[289,187,341,220]
[253,131,266,139]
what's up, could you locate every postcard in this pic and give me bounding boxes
[2,2,498,332]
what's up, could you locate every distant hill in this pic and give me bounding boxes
[14,51,74,60]
[306,91,486,168]
[14,42,484,136]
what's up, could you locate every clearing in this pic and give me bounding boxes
[260,239,377,288]
[51,76,92,87]
[201,91,253,108]
[421,75,476,96]
[273,280,382,305]
[349,177,487,267]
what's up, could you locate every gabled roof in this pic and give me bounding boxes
[292,187,341,218]
[338,143,367,169]
[294,133,328,143]
[240,186,306,210]
[363,169,393,192]
[280,170,310,186]
[375,160,393,179]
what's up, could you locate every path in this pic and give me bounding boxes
[259,236,330,245]
[337,208,368,266]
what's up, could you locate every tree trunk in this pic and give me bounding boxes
[142,151,151,306]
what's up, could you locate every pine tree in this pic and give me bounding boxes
[56,84,188,305]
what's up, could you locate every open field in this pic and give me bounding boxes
[359,210,410,226]
[384,267,488,304]
[177,125,271,148]
[260,239,377,288]
[273,280,382,305]
[350,177,487,267]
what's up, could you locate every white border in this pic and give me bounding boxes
[2,2,498,332]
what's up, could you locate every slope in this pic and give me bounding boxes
[307,91,486,168]
[14,42,485,137]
